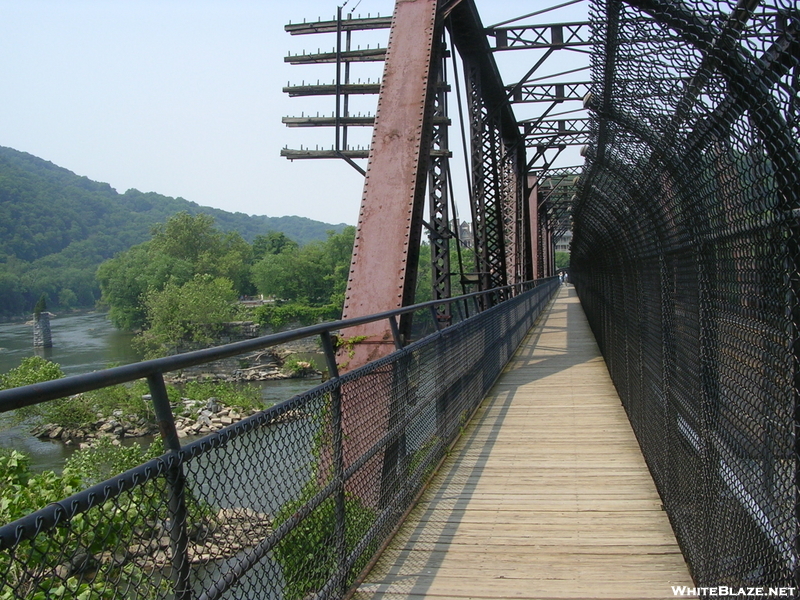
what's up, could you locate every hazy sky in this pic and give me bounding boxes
[0,0,588,226]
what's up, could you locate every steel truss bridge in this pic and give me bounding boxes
[0,0,798,597]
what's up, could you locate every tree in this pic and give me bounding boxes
[555,251,571,270]
[97,243,194,330]
[133,274,238,357]
[250,227,355,307]
[33,294,47,317]
[251,231,298,261]
[58,288,78,309]
[98,213,252,330]
[149,212,221,264]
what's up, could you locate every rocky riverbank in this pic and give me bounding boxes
[50,506,273,582]
[164,340,323,384]
[31,394,309,448]
[26,339,322,448]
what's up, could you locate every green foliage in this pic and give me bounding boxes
[0,449,83,527]
[251,231,298,261]
[1,360,261,433]
[149,212,252,293]
[0,441,172,600]
[251,227,355,307]
[274,483,377,600]
[0,145,346,317]
[181,381,262,414]
[97,213,248,331]
[415,242,433,304]
[282,356,315,378]
[253,303,341,330]
[37,396,97,430]
[3,361,162,430]
[33,294,47,316]
[63,436,164,487]
[57,288,78,309]
[555,251,571,269]
[0,356,64,391]
[82,381,155,424]
[96,242,193,330]
[131,274,239,357]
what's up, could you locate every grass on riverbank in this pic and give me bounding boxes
[3,356,266,433]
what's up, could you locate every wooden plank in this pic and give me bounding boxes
[354,286,694,600]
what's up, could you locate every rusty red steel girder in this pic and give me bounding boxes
[329,0,552,507]
[339,0,536,371]
[334,0,441,511]
[339,0,441,366]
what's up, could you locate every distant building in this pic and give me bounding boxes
[450,220,474,248]
[555,230,572,252]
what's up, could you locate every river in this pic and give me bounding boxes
[0,312,320,472]
[0,311,140,377]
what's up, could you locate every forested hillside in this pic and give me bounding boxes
[0,146,347,317]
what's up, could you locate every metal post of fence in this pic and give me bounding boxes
[147,372,192,600]
[320,332,348,595]
[388,315,404,350]
[429,305,441,332]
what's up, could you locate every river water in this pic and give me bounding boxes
[0,312,318,472]
[0,311,140,377]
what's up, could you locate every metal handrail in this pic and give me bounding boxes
[0,277,559,600]
[0,280,547,413]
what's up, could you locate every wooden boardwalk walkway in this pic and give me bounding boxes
[352,285,694,600]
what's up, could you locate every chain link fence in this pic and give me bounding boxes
[0,278,558,600]
[572,0,798,586]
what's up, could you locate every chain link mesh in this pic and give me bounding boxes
[0,280,558,599]
[573,0,799,586]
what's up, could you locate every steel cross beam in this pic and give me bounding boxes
[285,15,392,35]
[520,117,590,136]
[525,131,590,147]
[508,81,592,103]
[488,21,592,51]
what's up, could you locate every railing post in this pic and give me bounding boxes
[388,315,404,350]
[320,332,348,595]
[429,305,441,332]
[147,372,191,600]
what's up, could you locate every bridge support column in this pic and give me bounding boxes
[427,34,452,325]
[526,175,540,279]
[336,0,441,510]
[340,0,440,362]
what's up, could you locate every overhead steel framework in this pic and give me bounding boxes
[281,1,594,361]
[282,0,800,587]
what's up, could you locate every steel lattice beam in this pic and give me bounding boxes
[428,36,453,324]
[465,56,508,293]
[509,81,592,103]
[521,117,590,136]
[488,22,592,51]
[448,0,528,296]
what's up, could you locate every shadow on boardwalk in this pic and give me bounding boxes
[352,286,693,600]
